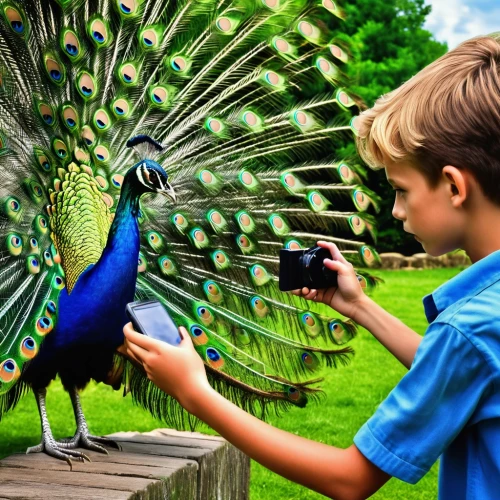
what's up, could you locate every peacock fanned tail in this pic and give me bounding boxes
[0,0,382,424]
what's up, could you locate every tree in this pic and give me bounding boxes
[343,0,447,254]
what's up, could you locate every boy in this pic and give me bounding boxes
[119,34,500,499]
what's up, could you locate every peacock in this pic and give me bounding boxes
[0,0,382,466]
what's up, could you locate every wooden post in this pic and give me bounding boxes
[0,429,250,499]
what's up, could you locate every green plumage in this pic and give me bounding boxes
[0,0,382,443]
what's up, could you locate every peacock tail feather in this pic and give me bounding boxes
[0,0,382,423]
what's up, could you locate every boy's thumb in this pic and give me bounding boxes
[178,326,195,349]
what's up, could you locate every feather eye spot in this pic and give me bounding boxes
[241,172,253,185]
[284,174,296,187]
[265,71,280,86]
[287,387,300,401]
[189,325,209,345]
[294,111,307,126]
[120,3,131,13]
[298,21,313,36]
[120,64,137,84]
[215,251,225,263]
[273,37,289,52]
[30,237,38,248]
[171,57,186,72]
[3,360,15,372]
[192,326,203,336]
[46,301,57,315]
[7,233,23,256]
[216,17,232,32]
[210,211,221,224]
[206,347,220,362]
[111,174,124,188]
[304,314,314,326]
[206,347,224,369]
[66,43,78,56]
[239,214,250,226]
[263,0,279,7]
[21,336,38,358]
[242,111,257,126]
[200,170,213,184]
[286,240,302,250]
[27,255,40,274]
[52,275,65,290]
[93,30,104,43]
[141,29,158,48]
[271,215,283,229]
[193,230,205,242]
[11,19,23,33]
[36,316,53,335]
[207,119,222,133]
[9,199,20,212]
[0,359,19,383]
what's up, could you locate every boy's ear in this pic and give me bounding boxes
[442,166,467,207]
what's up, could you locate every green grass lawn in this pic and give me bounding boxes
[0,268,461,499]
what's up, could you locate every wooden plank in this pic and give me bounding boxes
[109,433,222,451]
[0,481,131,500]
[0,468,156,492]
[1,450,196,475]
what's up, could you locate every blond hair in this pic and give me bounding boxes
[356,34,500,203]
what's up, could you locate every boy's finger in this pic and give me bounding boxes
[178,327,195,349]
[125,341,150,362]
[123,322,160,351]
[124,347,143,367]
[317,241,350,266]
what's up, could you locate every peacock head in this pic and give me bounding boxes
[132,159,176,203]
[125,135,176,203]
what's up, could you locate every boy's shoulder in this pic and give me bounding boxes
[424,250,500,353]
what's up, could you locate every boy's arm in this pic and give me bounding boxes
[353,295,422,369]
[119,326,391,500]
[298,241,422,369]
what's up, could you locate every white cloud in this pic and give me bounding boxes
[424,0,500,49]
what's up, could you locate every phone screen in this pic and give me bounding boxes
[133,302,181,345]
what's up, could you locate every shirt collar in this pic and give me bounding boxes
[423,249,500,323]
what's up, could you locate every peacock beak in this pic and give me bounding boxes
[161,184,177,204]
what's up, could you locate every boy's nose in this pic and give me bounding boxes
[392,200,406,221]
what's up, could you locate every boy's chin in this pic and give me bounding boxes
[423,242,459,258]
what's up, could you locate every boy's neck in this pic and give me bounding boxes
[461,201,500,263]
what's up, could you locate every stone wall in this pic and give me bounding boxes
[379,252,471,270]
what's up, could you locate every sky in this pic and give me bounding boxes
[424,0,500,49]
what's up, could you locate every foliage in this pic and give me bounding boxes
[344,0,448,254]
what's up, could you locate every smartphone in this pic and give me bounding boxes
[125,300,181,346]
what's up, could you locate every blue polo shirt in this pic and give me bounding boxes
[354,250,500,499]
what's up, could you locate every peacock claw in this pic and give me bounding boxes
[57,431,119,454]
[26,433,92,467]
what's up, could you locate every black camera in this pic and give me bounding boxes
[279,246,338,292]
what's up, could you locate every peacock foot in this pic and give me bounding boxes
[28,387,90,470]
[58,431,121,454]
[26,432,91,469]
[59,385,121,455]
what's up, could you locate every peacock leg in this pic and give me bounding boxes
[57,386,120,454]
[26,388,90,469]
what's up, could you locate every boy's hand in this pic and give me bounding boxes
[292,241,366,319]
[117,323,212,414]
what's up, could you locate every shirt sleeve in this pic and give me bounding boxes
[353,322,493,484]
